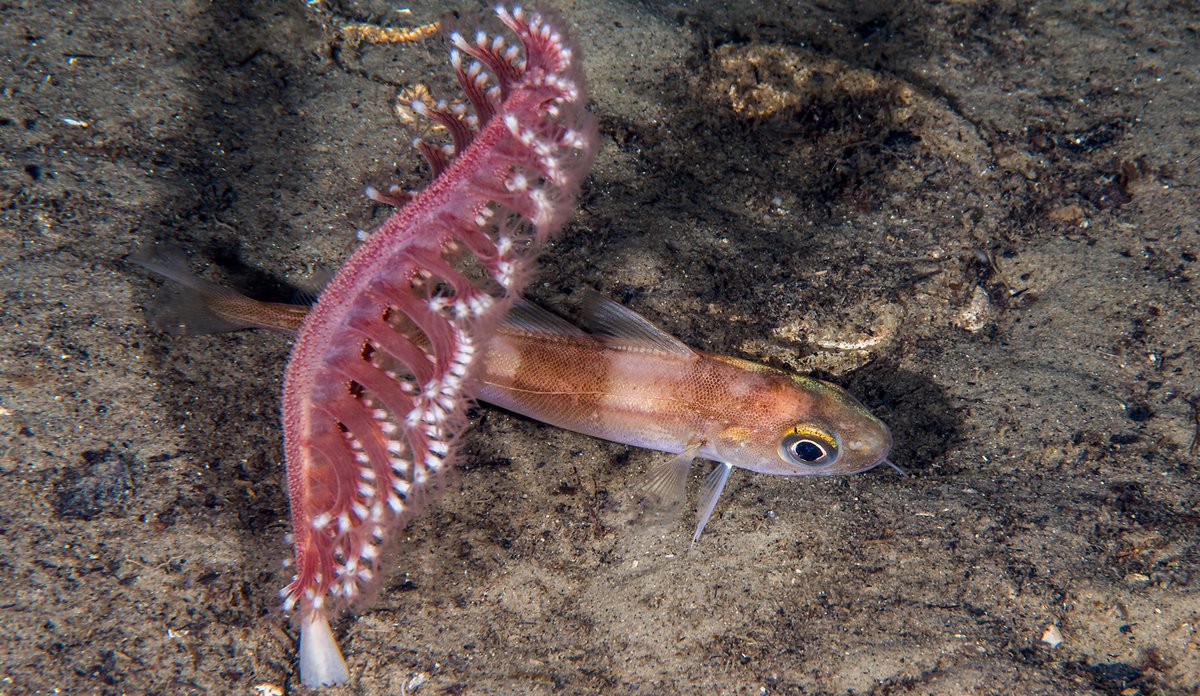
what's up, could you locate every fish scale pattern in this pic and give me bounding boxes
[278,6,597,686]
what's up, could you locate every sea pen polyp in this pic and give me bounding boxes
[279,7,596,686]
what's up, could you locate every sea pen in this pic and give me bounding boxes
[279,6,596,685]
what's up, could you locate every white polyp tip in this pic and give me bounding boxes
[299,611,350,687]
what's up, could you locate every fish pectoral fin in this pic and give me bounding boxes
[691,462,734,548]
[640,439,702,511]
[640,452,692,512]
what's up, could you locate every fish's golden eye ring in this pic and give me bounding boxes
[779,426,840,467]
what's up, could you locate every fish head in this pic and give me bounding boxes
[710,372,892,477]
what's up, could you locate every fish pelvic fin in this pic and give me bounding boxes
[691,462,734,548]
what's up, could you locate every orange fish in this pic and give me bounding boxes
[479,295,896,542]
[137,252,896,545]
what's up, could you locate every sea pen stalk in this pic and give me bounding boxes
[279,6,597,685]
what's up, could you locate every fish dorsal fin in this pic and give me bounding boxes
[290,267,335,307]
[580,290,694,356]
[501,298,588,337]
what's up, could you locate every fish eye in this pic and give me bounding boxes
[779,427,840,467]
[791,440,826,461]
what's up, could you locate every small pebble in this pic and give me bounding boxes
[1041,624,1063,647]
[1124,572,1151,587]
[956,286,990,333]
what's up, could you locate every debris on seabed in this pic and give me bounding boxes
[1124,572,1152,587]
[956,286,990,333]
[401,672,430,695]
[1041,624,1064,648]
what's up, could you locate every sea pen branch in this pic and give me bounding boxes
[279,5,597,686]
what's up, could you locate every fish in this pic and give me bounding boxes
[136,252,896,548]
[477,294,896,544]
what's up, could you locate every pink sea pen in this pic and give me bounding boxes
[279,6,597,686]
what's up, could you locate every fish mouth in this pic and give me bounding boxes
[842,426,895,475]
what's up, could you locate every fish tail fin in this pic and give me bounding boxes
[131,244,307,335]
